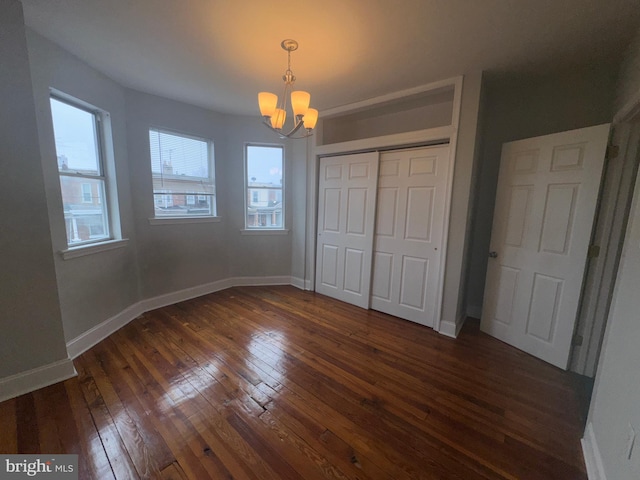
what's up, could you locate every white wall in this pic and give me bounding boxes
[584,26,640,480]
[0,1,70,380]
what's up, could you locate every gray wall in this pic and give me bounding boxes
[586,26,640,479]
[0,1,68,377]
[441,71,484,329]
[126,92,300,297]
[1,10,300,392]
[616,27,640,115]
[222,115,296,279]
[465,65,617,314]
[126,90,230,297]
[26,29,139,342]
[289,139,310,286]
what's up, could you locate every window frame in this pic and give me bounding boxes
[81,183,92,203]
[244,143,285,231]
[149,127,217,221]
[50,94,114,248]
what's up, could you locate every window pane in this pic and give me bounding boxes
[50,98,101,175]
[149,129,215,217]
[246,188,283,228]
[246,145,284,229]
[247,145,283,186]
[154,193,214,216]
[150,129,209,179]
[60,176,109,245]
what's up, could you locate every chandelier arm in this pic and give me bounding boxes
[280,118,305,137]
[261,117,312,139]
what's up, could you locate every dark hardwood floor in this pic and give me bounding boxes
[0,286,591,479]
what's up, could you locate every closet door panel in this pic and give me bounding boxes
[316,152,379,308]
[371,145,450,327]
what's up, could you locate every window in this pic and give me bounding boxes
[81,183,92,203]
[149,128,215,217]
[245,145,284,229]
[154,189,173,208]
[50,96,112,246]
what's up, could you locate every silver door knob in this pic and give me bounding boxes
[488,251,498,258]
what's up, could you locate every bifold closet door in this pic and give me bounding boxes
[315,152,379,309]
[370,145,450,327]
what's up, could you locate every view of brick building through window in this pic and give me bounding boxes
[149,128,215,217]
[245,145,284,229]
[50,97,111,246]
[57,155,107,243]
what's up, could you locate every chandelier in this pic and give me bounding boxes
[258,39,318,139]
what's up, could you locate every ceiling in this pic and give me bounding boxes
[21,0,640,116]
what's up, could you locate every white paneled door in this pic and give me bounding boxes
[370,146,451,327]
[481,124,610,369]
[316,152,379,309]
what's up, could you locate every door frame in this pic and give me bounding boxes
[303,77,463,333]
[571,118,640,376]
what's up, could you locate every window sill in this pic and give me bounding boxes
[61,238,129,260]
[240,229,290,236]
[148,216,222,225]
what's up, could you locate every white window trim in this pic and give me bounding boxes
[81,183,92,203]
[61,238,129,260]
[50,91,119,248]
[148,216,222,225]
[240,228,289,235]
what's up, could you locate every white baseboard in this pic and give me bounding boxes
[291,276,306,290]
[466,304,482,319]
[66,303,146,359]
[582,422,608,480]
[438,314,467,338]
[67,276,295,360]
[0,358,77,403]
[138,278,234,313]
[227,275,292,287]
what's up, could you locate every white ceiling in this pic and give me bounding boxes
[21,0,640,116]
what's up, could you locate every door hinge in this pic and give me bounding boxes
[588,245,600,259]
[606,144,619,159]
[572,334,584,346]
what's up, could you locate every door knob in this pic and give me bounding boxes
[488,251,498,258]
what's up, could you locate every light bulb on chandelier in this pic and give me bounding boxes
[258,39,318,139]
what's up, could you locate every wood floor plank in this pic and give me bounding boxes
[103,336,226,480]
[64,378,116,480]
[0,286,590,479]
[0,397,17,453]
[75,357,140,480]
[15,393,39,454]
[80,348,164,479]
